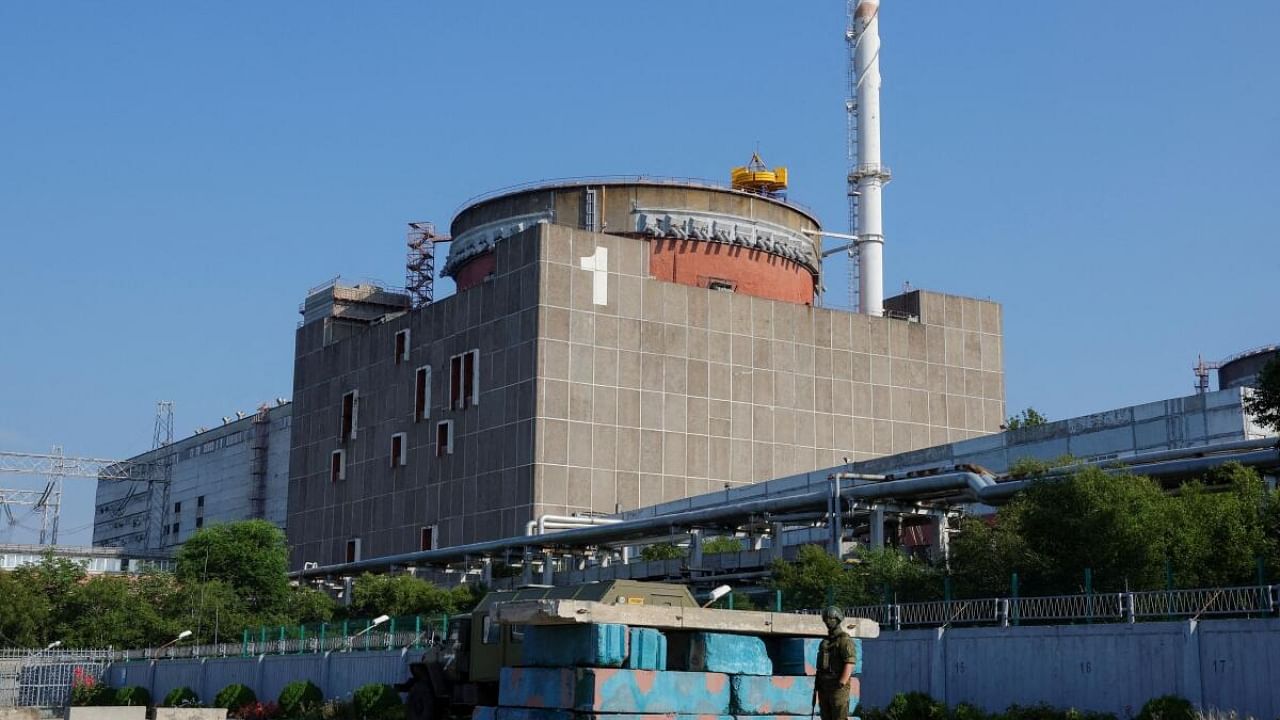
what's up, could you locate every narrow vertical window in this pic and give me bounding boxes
[346,538,362,563]
[390,432,407,468]
[415,366,431,421]
[394,329,410,365]
[435,421,454,457]
[450,350,480,409]
[330,449,346,483]
[463,350,478,407]
[420,525,436,551]
[340,390,359,440]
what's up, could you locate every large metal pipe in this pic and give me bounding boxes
[291,440,1280,580]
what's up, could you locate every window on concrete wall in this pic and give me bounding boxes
[173,501,181,513]
[346,538,362,563]
[420,525,436,551]
[330,449,346,483]
[390,432,407,468]
[196,495,204,508]
[196,517,204,529]
[415,366,431,421]
[341,390,359,440]
[395,329,410,365]
[435,421,454,457]
[449,350,479,409]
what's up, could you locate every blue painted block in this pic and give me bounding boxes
[473,707,497,720]
[499,667,731,714]
[687,633,772,675]
[730,676,860,715]
[773,638,863,676]
[521,624,630,668]
[582,715,733,720]
[626,627,667,670]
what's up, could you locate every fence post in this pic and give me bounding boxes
[298,625,306,655]
[775,590,783,612]
[1010,573,1020,626]
[1085,568,1094,623]
[241,629,249,657]
[278,625,286,655]
[319,622,327,651]
[1165,559,1175,620]
[414,616,422,649]
[996,598,1009,627]
[1122,592,1136,623]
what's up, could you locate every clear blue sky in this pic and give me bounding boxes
[2,2,1276,545]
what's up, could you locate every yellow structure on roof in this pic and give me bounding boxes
[731,151,788,195]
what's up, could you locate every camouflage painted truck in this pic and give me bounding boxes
[398,580,879,720]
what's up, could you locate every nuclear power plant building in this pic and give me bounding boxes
[285,180,1005,569]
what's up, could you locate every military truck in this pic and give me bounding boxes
[398,580,700,720]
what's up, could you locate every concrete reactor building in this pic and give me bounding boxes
[285,177,1006,570]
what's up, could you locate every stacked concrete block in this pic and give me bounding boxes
[625,627,667,670]
[731,675,860,715]
[478,621,864,720]
[523,624,630,668]
[683,633,773,675]
[772,637,863,676]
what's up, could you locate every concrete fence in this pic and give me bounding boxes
[106,650,413,708]
[862,618,1280,718]
[107,619,1280,718]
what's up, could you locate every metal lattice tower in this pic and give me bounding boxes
[406,222,441,309]
[845,0,862,313]
[146,401,174,549]
[0,450,153,545]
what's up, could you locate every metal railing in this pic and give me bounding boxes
[844,584,1280,631]
[0,648,113,708]
[115,614,453,662]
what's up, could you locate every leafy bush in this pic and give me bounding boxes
[69,667,112,706]
[114,685,151,707]
[215,683,257,710]
[233,701,282,719]
[1000,704,1069,720]
[352,683,402,718]
[277,680,323,716]
[952,703,990,720]
[1136,696,1194,720]
[881,692,945,720]
[162,686,200,707]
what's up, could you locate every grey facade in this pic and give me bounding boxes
[93,402,292,550]
[287,215,1004,569]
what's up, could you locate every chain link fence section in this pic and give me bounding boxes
[0,648,112,709]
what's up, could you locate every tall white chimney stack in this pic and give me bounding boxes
[848,0,891,315]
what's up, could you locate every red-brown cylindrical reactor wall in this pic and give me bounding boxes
[452,252,495,292]
[444,180,822,304]
[649,238,815,304]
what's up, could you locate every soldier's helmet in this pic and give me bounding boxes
[821,606,844,624]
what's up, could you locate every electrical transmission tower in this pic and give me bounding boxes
[0,449,155,545]
[146,401,174,550]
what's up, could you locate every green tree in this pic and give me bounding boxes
[1005,408,1048,430]
[349,574,477,618]
[1164,463,1268,588]
[769,544,868,609]
[0,571,51,646]
[1007,467,1170,593]
[639,543,685,561]
[1243,357,1280,431]
[948,515,1031,598]
[175,520,290,614]
[855,548,943,603]
[57,575,174,648]
[702,536,744,554]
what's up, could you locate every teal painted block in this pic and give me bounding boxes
[730,676,860,715]
[499,667,731,714]
[577,715,732,720]
[686,633,772,675]
[626,627,667,670]
[773,637,863,676]
[522,624,630,668]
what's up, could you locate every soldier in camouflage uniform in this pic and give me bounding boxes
[815,606,857,720]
